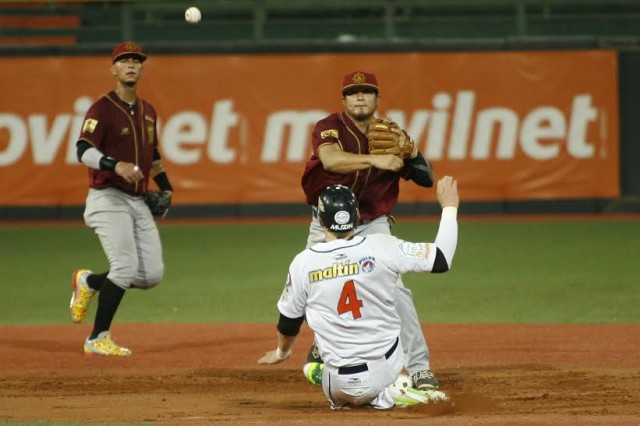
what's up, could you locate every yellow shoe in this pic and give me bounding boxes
[84,331,132,356]
[69,269,96,323]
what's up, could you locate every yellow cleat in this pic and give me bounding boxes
[84,331,132,356]
[69,269,96,323]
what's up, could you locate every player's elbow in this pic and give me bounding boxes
[431,248,451,273]
[411,173,434,188]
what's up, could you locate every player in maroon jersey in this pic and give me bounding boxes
[69,41,173,356]
[301,71,439,390]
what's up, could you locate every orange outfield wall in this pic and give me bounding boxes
[0,50,619,206]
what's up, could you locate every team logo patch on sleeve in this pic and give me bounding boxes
[320,129,338,140]
[82,119,98,133]
[280,273,292,302]
[399,242,431,260]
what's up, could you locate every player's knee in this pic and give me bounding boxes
[146,263,164,288]
[109,263,138,289]
[133,263,164,290]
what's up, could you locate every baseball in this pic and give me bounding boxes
[185,7,201,24]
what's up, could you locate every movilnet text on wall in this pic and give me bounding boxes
[0,50,619,206]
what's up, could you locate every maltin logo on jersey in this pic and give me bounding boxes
[309,262,359,283]
[359,256,376,273]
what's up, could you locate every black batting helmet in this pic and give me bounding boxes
[317,184,360,232]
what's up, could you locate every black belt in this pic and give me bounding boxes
[96,186,142,198]
[337,337,399,375]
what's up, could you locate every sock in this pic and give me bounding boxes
[89,278,125,340]
[86,272,108,291]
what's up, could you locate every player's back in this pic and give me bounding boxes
[296,235,402,367]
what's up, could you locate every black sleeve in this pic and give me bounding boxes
[403,152,434,187]
[431,247,450,273]
[76,140,93,162]
[153,173,173,192]
[152,148,173,191]
[277,313,305,336]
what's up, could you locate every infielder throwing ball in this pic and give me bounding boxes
[301,71,438,390]
[259,176,459,409]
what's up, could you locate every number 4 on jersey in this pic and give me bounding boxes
[337,279,363,319]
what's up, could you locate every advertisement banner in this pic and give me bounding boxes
[0,50,619,206]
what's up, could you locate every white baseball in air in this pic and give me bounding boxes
[185,7,201,24]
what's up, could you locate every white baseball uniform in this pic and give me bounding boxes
[307,214,431,376]
[278,228,452,409]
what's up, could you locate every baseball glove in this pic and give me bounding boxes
[144,190,172,218]
[368,116,415,160]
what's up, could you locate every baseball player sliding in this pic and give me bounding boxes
[259,176,459,409]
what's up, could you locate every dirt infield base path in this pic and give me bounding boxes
[1,323,639,425]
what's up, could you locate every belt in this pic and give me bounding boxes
[337,337,399,375]
[95,186,142,198]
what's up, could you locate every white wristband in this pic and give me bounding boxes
[276,347,291,360]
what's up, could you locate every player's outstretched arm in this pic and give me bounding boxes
[432,176,459,271]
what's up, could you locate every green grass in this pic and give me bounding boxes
[0,218,638,325]
[398,220,640,324]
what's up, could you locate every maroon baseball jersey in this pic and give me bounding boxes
[301,112,412,221]
[78,91,158,196]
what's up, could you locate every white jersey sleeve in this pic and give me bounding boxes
[374,206,458,273]
[277,253,308,320]
[371,234,438,274]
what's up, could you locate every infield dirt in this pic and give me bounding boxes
[1,323,639,425]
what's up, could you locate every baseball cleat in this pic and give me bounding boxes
[303,362,324,386]
[84,331,132,356]
[412,369,440,390]
[69,269,96,323]
[390,373,448,407]
[390,386,449,407]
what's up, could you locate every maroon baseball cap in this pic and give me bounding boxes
[112,41,147,63]
[341,71,379,95]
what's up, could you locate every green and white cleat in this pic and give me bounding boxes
[302,362,324,386]
[390,374,449,407]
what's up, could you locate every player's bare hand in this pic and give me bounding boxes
[258,349,291,365]
[370,154,404,171]
[115,162,144,184]
[437,176,460,208]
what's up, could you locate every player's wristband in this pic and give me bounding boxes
[276,347,291,360]
[99,156,119,171]
[153,171,173,192]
